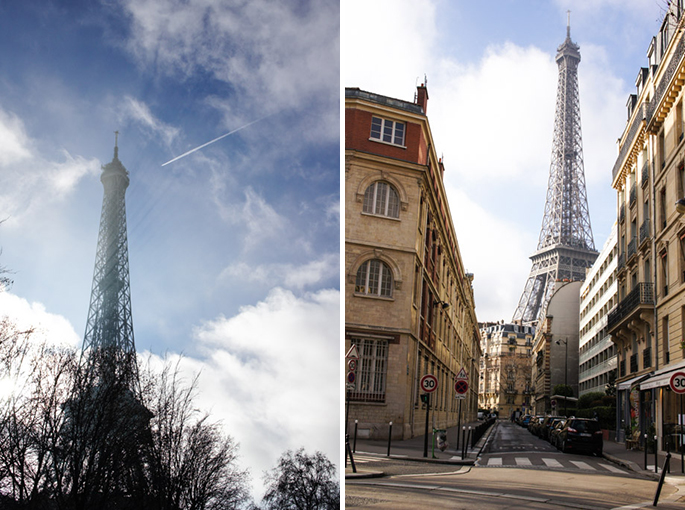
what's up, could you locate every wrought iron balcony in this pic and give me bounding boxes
[627,238,637,260]
[641,161,649,186]
[639,218,650,245]
[617,252,626,272]
[607,282,654,330]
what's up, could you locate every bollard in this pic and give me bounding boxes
[653,453,671,506]
[353,420,358,453]
[467,426,472,450]
[461,426,466,460]
[387,421,393,457]
[644,433,648,471]
[654,435,658,473]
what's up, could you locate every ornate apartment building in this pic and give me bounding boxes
[579,225,618,396]
[609,1,685,447]
[478,322,534,418]
[345,86,481,440]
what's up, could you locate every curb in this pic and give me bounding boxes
[344,470,385,479]
[603,452,661,480]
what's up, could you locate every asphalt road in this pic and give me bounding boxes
[346,422,685,508]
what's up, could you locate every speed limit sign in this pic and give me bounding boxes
[670,371,685,394]
[420,374,438,393]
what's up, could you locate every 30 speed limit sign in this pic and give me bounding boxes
[670,371,685,394]
[420,374,438,393]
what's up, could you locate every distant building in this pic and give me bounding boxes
[345,85,481,440]
[531,281,582,415]
[609,2,685,448]
[579,224,619,396]
[479,322,534,418]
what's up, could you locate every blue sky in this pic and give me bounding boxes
[0,0,339,499]
[343,0,665,322]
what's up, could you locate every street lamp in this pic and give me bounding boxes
[556,338,569,416]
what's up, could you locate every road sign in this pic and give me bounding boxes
[454,379,468,394]
[455,394,466,400]
[670,371,685,394]
[347,372,356,384]
[347,359,357,372]
[345,344,359,360]
[420,374,438,393]
[456,367,468,380]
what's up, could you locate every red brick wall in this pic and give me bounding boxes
[345,108,426,165]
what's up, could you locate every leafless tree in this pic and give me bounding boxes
[262,449,339,510]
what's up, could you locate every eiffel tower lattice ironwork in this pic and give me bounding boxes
[512,19,598,325]
[81,132,139,389]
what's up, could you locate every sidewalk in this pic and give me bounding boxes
[345,420,489,479]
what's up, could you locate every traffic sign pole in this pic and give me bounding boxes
[423,393,430,458]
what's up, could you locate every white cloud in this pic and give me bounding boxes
[120,96,180,147]
[0,105,100,227]
[172,287,340,498]
[220,253,339,289]
[119,0,339,129]
[0,292,80,349]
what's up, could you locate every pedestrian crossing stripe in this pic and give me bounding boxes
[515,457,532,466]
[542,458,562,468]
[483,456,627,474]
[352,455,385,463]
[569,460,594,470]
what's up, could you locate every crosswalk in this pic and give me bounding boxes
[350,454,389,464]
[478,456,628,474]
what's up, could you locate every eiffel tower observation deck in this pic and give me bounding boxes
[513,18,598,326]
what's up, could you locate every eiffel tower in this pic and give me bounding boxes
[81,131,139,388]
[512,17,598,325]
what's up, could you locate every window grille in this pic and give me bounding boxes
[349,338,388,403]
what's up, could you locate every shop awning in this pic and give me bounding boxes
[639,359,685,390]
[617,373,651,391]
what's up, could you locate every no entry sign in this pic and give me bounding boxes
[670,371,685,394]
[420,374,438,393]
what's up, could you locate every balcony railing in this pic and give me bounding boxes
[608,282,654,330]
[643,346,652,369]
[619,203,625,223]
[641,161,649,186]
[617,252,626,272]
[630,183,637,206]
[627,238,637,260]
[639,218,650,245]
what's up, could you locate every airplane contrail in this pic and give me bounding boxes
[161,113,273,167]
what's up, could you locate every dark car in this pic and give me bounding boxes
[527,415,544,436]
[519,414,532,427]
[549,419,566,448]
[541,416,565,441]
[558,418,603,455]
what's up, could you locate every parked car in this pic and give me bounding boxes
[519,414,532,427]
[527,415,544,436]
[557,418,603,455]
[540,416,565,441]
[549,419,566,448]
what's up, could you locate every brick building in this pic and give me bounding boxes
[345,86,481,440]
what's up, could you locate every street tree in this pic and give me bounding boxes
[262,448,339,510]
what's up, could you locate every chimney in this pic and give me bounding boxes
[438,157,445,179]
[416,84,429,113]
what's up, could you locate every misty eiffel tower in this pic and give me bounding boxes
[512,19,598,325]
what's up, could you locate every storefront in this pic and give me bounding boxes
[640,361,685,454]
[616,374,651,443]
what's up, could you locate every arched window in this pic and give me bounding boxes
[363,181,400,218]
[355,259,393,297]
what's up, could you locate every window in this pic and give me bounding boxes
[363,181,400,218]
[370,116,405,146]
[355,259,393,298]
[349,338,388,403]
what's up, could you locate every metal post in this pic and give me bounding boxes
[346,435,357,474]
[564,339,568,416]
[461,426,466,460]
[353,420,358,453]
[653,452,671,506]
[654,435,658,473]
[456,399,462,449]
[644,433,648,470]
[387,422,393,457]
[681,393,684,474]
[423,394,430,458]
[468,426,472,450]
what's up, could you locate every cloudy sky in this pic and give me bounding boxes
[0,0,339,499]
[343,0,666,322]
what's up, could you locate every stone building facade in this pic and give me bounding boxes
[345,86,481,440]
[609,1,685,448]
[478,322,534,418]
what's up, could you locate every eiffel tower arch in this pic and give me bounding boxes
[513,20,598,326]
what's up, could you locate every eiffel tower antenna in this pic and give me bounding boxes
[81,133,138,389]
[512,23,598,325]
